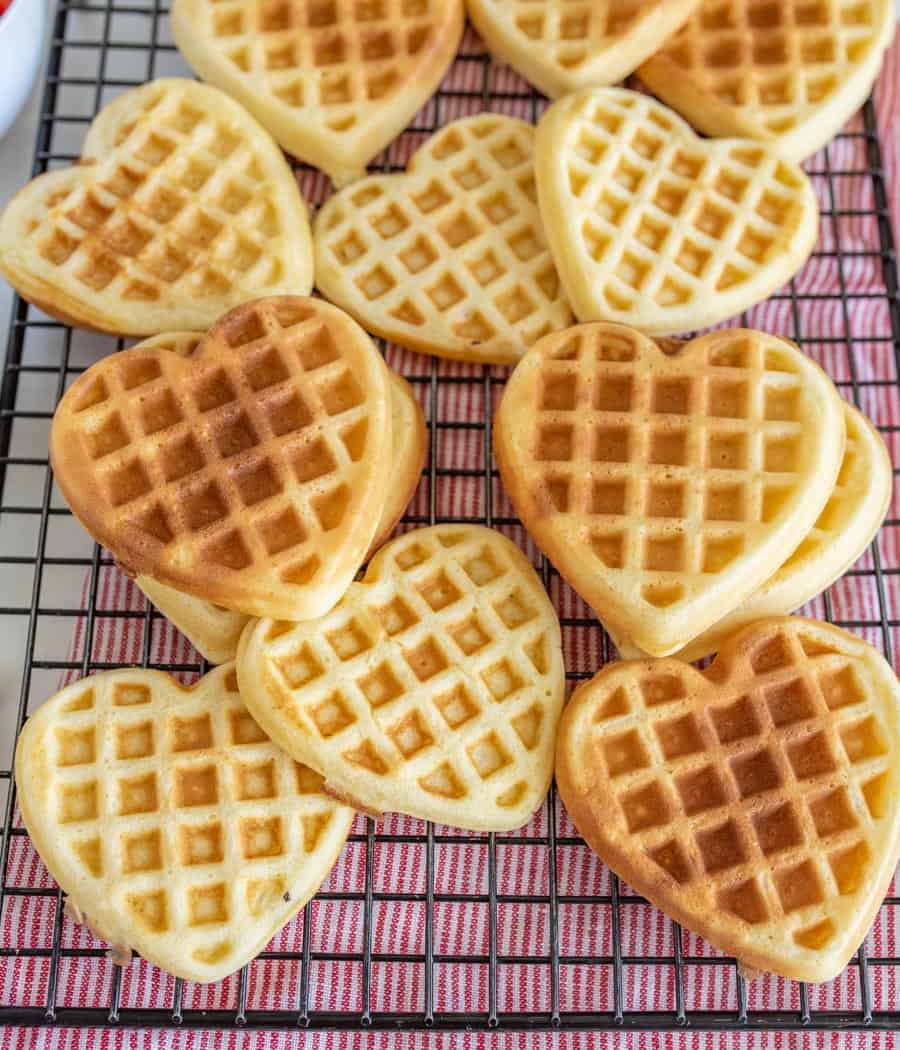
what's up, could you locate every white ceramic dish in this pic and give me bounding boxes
[0,0,47,142]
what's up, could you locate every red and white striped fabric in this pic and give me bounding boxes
[3,24,900,1050]
[3,1034,900,1050]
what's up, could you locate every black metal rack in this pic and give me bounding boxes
[0,0,899,1033]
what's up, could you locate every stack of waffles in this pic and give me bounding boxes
[494,324,892,662]
[11,288,569,983]
[48,296,404,624]
[0,0,898,997]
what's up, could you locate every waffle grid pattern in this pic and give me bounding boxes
[586,622,891,950]
[245,527,561,823]
[87,332,252,658]
[0,0,899,1034]
[25,82,291,307]
[523,328,819,612]
[111,332,244,641]
[21,667,348,978]
[545,91,815,323]
[52,297,387,612]
[612,402,892,662]
[645,0,889,136]
[196,0,446,128]
[467,0,665,98]
[314,115,572,361]
[478,0,651,72]
[133,366,426,662]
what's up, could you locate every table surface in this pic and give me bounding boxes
[0,16,50,350]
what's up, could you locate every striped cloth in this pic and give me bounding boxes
[2,22,900,1050]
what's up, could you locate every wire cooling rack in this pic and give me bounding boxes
[1,0,900,1033]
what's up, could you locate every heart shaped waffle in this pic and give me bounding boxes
[314,114,572,364]
[172,0,464,187]
[0,79,314,335]
[613,403,892,661]
[135,334,426,664]
[14,664,354,983]
[494,324,845,657]
[467,0,701,99]
[556,618,900,983]
[638,0,894,163]
[237,525,565,830]
[50,297,392,620]
[535,88,818,335]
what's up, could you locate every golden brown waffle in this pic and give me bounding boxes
[613,403,892,662]
[314,114,573,365]
[172,0,464,187]
[50,297,392,620]
[534,88,818,335]
[136,348,427,664]
[467,0,702,98]
[237,525,565,830]
[493,324,845,657]
[14,664,354,982]
[638,0,895,163]
[0,79,313,335]
[556,617,900,983]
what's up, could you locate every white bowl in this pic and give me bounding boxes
[0,0,48,142]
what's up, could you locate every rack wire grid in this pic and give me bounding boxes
[1,0,899,1035]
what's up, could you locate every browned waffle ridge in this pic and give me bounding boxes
[135,354,427,664]
[638,0,895,163]
[49,296,392,620]
[556,617,900,983]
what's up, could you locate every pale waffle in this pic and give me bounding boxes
[493,324,845,657]
[50,296,393,621]
[172,0,464,187]
[534,87,818,335]
[136,347,427,664]
[313,114,573,365]
[136,579,252,667]
[638,0,895,163]
[237,525,565,830]
[556,617,900,983]
[613,403,892,662]
[0,79,313,335]
[14,663,355,983]
[467,0,702,99]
